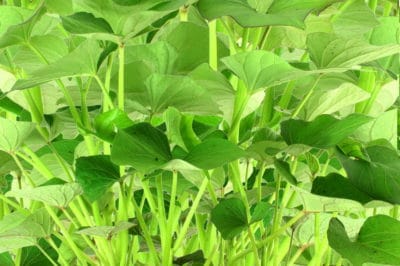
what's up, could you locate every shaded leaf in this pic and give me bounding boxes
[75,155,120,202]
[211,198,248,239]
[280,114,373,149]
[184,139,246,170]
[111,123,172,172]
[312,173,373,204]
[338,145,400,204]
[6,183,83,207]
[328,216,400,266]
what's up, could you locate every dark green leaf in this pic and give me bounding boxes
[250,201,273,224]
[312,173,373,204]
[273,159,297,185]
[111,123,172,172]
[75,155,120,202]
[211,198,248,239]
[0,252,13,266]
[280,114,373,149]
[173,250,205,265]
[184,139,246,170]
[338,145,400,204]
[197,0,339,28]
[328,216,400,266]
[61,12,114,34]
[94,109,134,142]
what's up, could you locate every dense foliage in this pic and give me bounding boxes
[0,0,399,265]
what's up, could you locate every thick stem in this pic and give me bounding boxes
[118,44,125,111]
[209,20,218,70]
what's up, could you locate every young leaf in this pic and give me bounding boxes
[75,155,120,202]
[94,109,134,142]
[331,0,379,37]
[328,216,400,266]
[0,118,35,152]
[280,114,373,149]
[0,5,46,48]
[0,209,53,253]
[76,221,134,239]
[11,40,102,91]
[338,145,400,204]
[184,138,246,170]
[311,173,373,204]
[6,183,83,208]
[307,32,400,69]
[221,50,307,92]
[273,159,297,185]
[111,123,172,172]
[211,198,248,240]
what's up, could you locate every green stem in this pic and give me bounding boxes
[118,43,125,111]
[231,211,306,263]
[228,80,250,143]
[45,205,92,265]
[173,178,209,251]
[209,20,218,70]
[291,75,321,118]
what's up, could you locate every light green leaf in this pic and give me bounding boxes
[161,159,205,187]
[94,109,134,142]
[368,81,399,116]
[0,6,32,35]
[222,50,308,92]
[197,0,339,28]
[303,82,370,120]
[184,138,246,170]
[0,209,53,253]
[247,0,273,13]
[328,216,400,266]
[6,183,83,207]
[264,26,306,50]
[0,117,35,152]
[111,123,172,172]
[0,6,46,49]
[211,198,248,240]
[331,0,379,37]
[76,221,134,239]
[290,186,364,212]
[307,32,400,69]
[75,155,120,202]
[353,109,398,148]
[280,114,373,149]
[11,40,102,91]
[338,144,400,204]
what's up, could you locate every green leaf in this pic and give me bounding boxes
[331,0,379,37]
[197,0,339,28]
[312,173,373,204]
[221,50,310,92]
[111,123,172,172]
[290,186,364,213]
[0,252,13,266]
[273,159,297,185]
[250,201,273,224]
[0,209,53,253]
[0,6,46,48]
[0,6,32,35]
[11,40,102,91]
[353,109,398,148]
[303,82,370,120]
[307,32,400,69]
[135,74,221,115]
[62,12,114,34]
[173,250,205,266]
[6,183,83,208]
[184,139,246,170]
[328,216,400,266]
[75,155,120,202]
[0,117,35,152]
[94,109,134,142]
[155,22,229,73]
[280,114,373,149]
[211,198,248,240]
[338,145,400,204]
[76,221,134,239]
[20,237,60,266]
